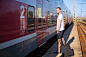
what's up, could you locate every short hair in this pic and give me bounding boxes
[56,7,61,10]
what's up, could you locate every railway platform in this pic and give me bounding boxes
[42,24,83,57]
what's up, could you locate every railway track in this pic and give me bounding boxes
[25,34,57,57]
[79,21,86,27]
[25,23,72,57]
[77,21,86,57]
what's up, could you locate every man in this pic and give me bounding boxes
[55,7,65,55]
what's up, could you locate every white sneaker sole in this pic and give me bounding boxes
[56,53,62,57]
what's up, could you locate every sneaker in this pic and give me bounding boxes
[56,52,62,57]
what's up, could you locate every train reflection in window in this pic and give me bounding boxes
[53,13,57,26]
[38,3,41,29]
[48,11,53,27]
[43,5,46,28]
[28,6,35,32]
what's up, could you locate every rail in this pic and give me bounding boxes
[78,22,86,34]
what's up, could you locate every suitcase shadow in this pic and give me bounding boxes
[71,49,74,56]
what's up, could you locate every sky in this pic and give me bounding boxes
[63,0,86,17]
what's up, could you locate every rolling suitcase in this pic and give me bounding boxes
[60,45,73,57]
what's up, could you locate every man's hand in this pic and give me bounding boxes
[57,30,60,35]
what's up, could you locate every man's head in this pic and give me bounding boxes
[56,7,61,14]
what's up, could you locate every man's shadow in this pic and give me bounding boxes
[63,23,73,44]
[66,37,75,45]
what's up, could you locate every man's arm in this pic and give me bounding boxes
[57,19,61,33]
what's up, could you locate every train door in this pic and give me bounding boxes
[37,0,46,46]
[42,0,46,43]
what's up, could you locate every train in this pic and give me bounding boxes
[0,0,73,57]
[83,19,86,22]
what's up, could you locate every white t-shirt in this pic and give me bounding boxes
[56,14,64,31]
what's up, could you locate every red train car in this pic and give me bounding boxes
[0,0,73,57]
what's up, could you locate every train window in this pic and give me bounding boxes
[48,11,53,27]
[38,3,41,18]
[48,11,50,27]
[43,5,46,28]
[53,14,58,26]
[38,3,41,29]
[28,6,35,32]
